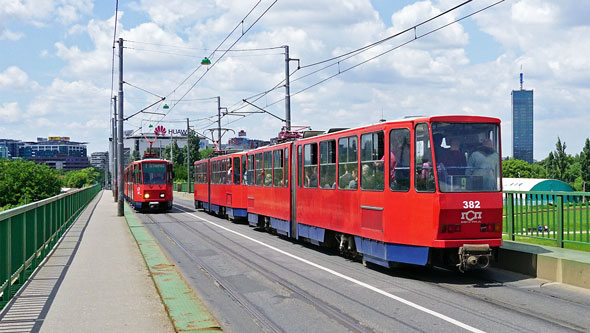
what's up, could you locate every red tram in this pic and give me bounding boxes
[124,158,174,211]
[195,115,502,271]
[194,152,248,220]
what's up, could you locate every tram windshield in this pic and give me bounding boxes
[143,163,167,185]
[431,122,500,192]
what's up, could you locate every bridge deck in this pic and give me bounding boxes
[0,191,174,332]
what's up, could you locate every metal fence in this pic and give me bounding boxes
[0,184,101,309]
[503,191,590,248]
[173,182,191,193]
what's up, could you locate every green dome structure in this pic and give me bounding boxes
[503,178,574,192]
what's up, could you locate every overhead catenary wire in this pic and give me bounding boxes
[298,0,473,70]
[155,0,280,127]
[164,0,267,100]
[126,39,285,53]
[227,0,504,122]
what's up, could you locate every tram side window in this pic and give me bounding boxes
[255,153,263,186]
[215,160,221,185]
[389,129,411,191]
[273,149,283,187]
[233,157,240,185]
[226,158,232,185]
[242,155,247,186]
[284,148,289,187]
[415,123,435,192]
[319,140,336,189]
[360,131,384,191]
[297,146,302,188]
[338,136,358,190]
[304,143,318,188]
[248,155,254,186]
[263,151,272,187]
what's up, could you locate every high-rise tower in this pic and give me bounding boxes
[511,71,534,163]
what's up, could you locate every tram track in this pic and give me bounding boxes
[147,208,378,333]
[163,200,590,332]
[143,212,281,333]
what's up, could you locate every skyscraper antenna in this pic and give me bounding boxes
[520,65,523,90]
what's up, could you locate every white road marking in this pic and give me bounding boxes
[177,206,486,333]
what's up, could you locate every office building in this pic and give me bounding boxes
[511,73,534,163]
[90,152,109,170]
[19,137,90,170]
[0,139,24,158]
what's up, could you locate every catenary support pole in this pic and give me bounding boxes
[117,38,124,216]
[217,96,222,146]
[112,95,118,201]
[284,45,291,131]
[186,118,190,192]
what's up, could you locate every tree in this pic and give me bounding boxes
[546,137,570,181]
[581,138,590,185]
[63,167,101,188]
[502,159,533,178]
[531,163,548,178]
[0,159,62,210]
[200,148,214,159]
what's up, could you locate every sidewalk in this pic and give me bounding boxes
[0,191,174,332]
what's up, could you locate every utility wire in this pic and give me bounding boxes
[164,0,265,100]
[227,0,504,125]
[158,0,279,123]
[123,81,164,98]
[299,0,472,69]
[126,39,285,52]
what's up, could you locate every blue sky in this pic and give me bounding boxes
[1,0,589,161]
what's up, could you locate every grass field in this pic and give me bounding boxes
[502,195,590,252]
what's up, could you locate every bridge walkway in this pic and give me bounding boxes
[0,191,174,332]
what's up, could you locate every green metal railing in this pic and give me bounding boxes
[503,191,590,249]
[0,184,101,309]
[173,182,191,193]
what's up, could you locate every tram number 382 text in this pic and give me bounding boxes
[462,201,481,209]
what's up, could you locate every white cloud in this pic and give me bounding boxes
[0,0,92,28]
[0,102,22,122]
[0,29,24,41]
[0,66,39,90]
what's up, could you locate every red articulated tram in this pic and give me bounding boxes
[124,158,174,211]
[195,115,503,271]
[194,152,248,220]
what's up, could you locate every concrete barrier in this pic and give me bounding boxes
[495,241,590,290]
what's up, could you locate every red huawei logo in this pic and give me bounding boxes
[154,125,166,136]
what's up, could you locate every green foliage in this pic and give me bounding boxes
[63,167,101,188]
[581,138,590,183]
[502,159,533,178]
[162,131,202,182]
[547,137,570,181]
[0,159,62,210]
[199,148,214,159]
[531,163,548,178]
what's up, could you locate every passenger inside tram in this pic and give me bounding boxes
[431,122,500,192]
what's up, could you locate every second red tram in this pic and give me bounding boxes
[194,152,248,220]
[195,115,503,271]
[124,158,174,211]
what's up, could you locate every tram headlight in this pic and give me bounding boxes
[144,193,150,199]
[160,193,165,198]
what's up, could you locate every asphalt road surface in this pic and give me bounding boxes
[137,197,590,333]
